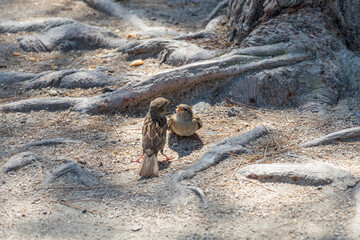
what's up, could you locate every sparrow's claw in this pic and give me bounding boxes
[131,154,143,163]
[161,153,174,162]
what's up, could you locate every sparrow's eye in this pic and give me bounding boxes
[184,108,188,111]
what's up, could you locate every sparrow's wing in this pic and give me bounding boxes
[142,115,167,154]
[193,114,202,130]
[167,114,175,131]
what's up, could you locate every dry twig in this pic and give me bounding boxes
[36,183,130,190]
[236,175,278,193]
[1,203,12,228]
[301,127,360,148]
[46,196,99,214]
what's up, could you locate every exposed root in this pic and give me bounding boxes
[0,72,36,87]
[36,183,130,190]
[1,97,83,113]
[171,125,269,208]
[225,42,289,57]
[21,70,122,91]
[301,127,360,148]
[1,18,218,65]
[202,0,228,26]
[117,38,219,66]
[174,15,224,40]
[187,186,209,209]
[238,162,358,188]
[16,20,125,52]
[0,18,74,33]
[22,138,79,149]
[2,152,39,173]
[46,196,99,214]
[43,161,95,186]
[0,50,310,113]
[1,70,124,96]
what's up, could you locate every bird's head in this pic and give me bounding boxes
[176,104,193,119]
[149,97,170,116]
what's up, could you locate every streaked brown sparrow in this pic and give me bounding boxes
[132,97,172,178]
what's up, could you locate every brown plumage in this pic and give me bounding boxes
[168,104,202,137]
[138,97,170,178]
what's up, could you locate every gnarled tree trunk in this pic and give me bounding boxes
[225,0,360,110]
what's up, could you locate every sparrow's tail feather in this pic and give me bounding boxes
[139,153,159,178]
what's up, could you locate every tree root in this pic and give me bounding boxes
[22,138,80,149]
[117,38,219,66]
[43,160,95,186]
[0,50,310,113]
[238,162,358,189]
[301,127,360,148]
[202,0,228,26]
[1,70,124,96]
[81,51,310,113]
[1,97,83,113]
[18,20,125,52]
[19,70,122,91]
[0,72,36,87]
[174,15,224,40]
[0,18,75,33]
[225,42,289,57]
[2,152,39,173]
[1,18,217,66]
[171,125,269,208]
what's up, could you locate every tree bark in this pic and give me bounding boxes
[226,0,360,109]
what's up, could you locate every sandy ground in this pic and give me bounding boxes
[1,0,360,239]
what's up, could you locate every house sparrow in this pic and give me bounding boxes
[134,97,171,178]
[168,104,202,137]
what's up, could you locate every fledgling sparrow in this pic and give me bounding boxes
[133,97,172,178]
[168,104,202,137]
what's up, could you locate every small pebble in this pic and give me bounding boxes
[131,225,142,232]
[48,90,57,96]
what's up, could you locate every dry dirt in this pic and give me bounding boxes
[1,0,360,239]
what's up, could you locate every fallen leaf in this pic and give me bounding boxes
[51,64,58,70]
[28,57,36,61]
[129,59,144,67]
[12,52,21,56]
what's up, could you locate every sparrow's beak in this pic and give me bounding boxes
[176,106,183,112]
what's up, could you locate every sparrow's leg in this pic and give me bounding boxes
[160,149,174,161]
[169,132,181,145]
[131,154,143,163]
[193,133,203,143]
